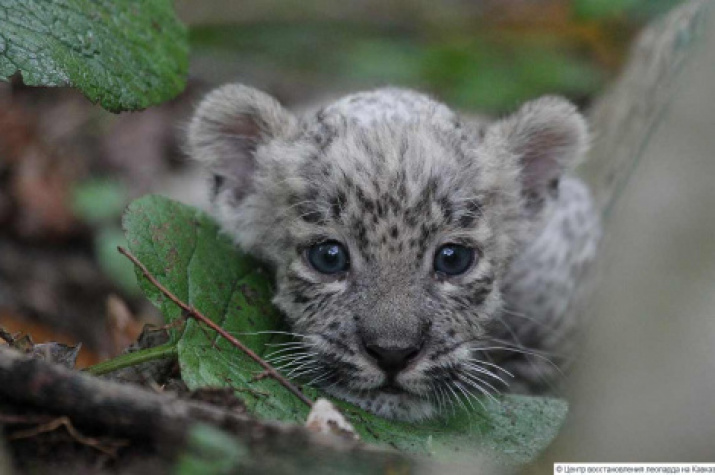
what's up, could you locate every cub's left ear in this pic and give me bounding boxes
[487,96,588,211]
[186,84,297,203]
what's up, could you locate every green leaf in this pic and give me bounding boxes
[123,194,309,419]
[0,0,188,112]
[123,195,567,466]
[336,395,566,465]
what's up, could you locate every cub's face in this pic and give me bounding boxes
[188,85,586,420]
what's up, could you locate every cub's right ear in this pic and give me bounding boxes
[187,84,297,201]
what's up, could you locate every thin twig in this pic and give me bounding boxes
[117,246,313,408]
[5,414,128,457]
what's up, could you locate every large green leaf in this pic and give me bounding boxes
[0,0,187,112]
[123,195,567,465]
[123,195,313,421]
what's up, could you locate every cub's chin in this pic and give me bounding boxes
[323,384,437,422]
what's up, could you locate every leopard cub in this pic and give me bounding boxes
[187,85,600,421]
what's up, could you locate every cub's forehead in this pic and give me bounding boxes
[319,88,457,128]
[296,89,476,190]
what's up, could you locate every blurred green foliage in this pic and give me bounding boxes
[189,0,681,114]
[72,179,127,225]
[192,24,602,113]
[573,0,681,21]
[72,178,138,295]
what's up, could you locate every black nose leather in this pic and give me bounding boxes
[364,343,421,375]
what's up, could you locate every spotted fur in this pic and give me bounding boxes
[187,85,600,421]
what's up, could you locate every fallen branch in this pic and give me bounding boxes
[0,346,248,443]
[0,347,413,472]
[117,246,314,408]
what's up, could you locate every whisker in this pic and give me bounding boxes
[265,351,311,363]
[499,306,560,333]
[286,360,320,378]
[462,361,511,387]
[470,345,560,368]
[459,373,499,405]
[444,384,464,416]
[287,367,320,380]
[487,338,566,359]
[264,346,308,359]
[268,356,308,367]
[491,317,563,390]
[466,358,514,377]
[253,330,308,337]
[305,370,335,387]
[271,355,315,371]
[454,381,483,412]
[427,383,443,414]
[264,341,306,349]
[460,371,501,400]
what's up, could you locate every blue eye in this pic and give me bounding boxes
[434,244,475,276]
[307,241,350,274]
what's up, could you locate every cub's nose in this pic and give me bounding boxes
[364,343,422,376]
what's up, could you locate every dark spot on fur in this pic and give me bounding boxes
[404,209,419,228]
[457,199,483,228]
[300,209,325,225]
[321,335,355,356]
[376,199,386,218]
[390,226,399,239]
[395,173,407,200]
[458,214,476,228]
[287,193,300,206]
[549,178,560,193]
[354,221,369,254]
[473,273,494,286]
[439,196,453,222]
[330,192,346,220]
[211,174,224,199]
[467,286,492,306]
